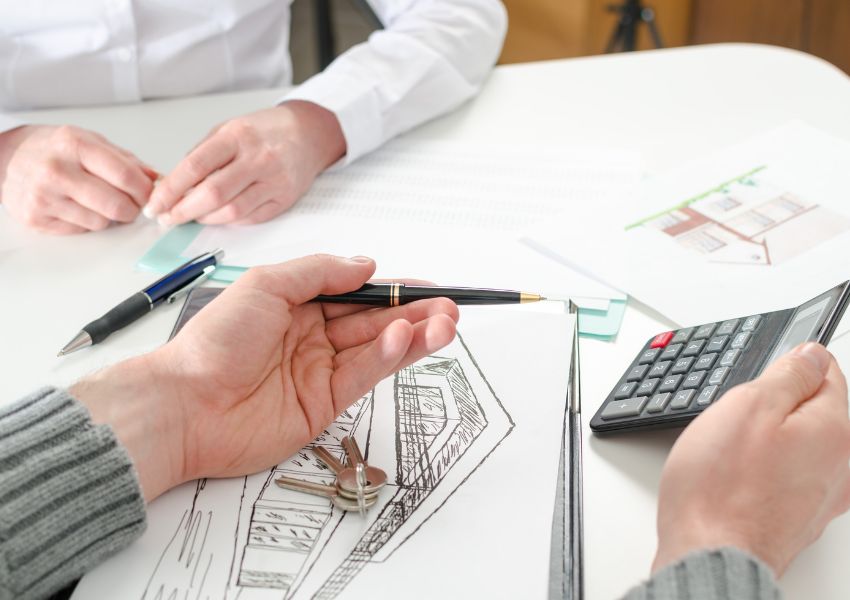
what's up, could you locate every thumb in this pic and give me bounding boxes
[239,254,376,306]
[755,342,831,417]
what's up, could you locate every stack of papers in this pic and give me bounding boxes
[525,122,850,336]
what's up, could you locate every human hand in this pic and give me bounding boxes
[145,100,345,226]
[73,255,458,501]
[0,125,156,234]
[653,343,850,576]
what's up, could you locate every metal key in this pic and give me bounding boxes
[312,445,386,500]
[355,463,367,517]
[275,476,378,512]
[340,437,388,494]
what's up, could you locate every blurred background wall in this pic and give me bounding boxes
[500,0,849,74]
[290,0,850,83]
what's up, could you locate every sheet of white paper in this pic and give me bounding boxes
[525,122,850,333]
[73,310,575,600]
[183,140,633,303]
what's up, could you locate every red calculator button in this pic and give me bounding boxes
[650,332,674,348]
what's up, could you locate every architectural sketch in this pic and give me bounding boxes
[637,167,850,266]
[141,334,514,599]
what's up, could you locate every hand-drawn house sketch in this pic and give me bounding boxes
[140,334,514,600]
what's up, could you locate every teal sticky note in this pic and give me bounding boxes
[578,299,627,340]
[137,223,246,282]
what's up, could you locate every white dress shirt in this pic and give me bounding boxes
[0,0,506,163]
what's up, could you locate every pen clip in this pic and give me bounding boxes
[167,265,216,304]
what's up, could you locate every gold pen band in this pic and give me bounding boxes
[391,283,401,307]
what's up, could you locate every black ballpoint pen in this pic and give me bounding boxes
[58,249,224,356]
[314,283,546,306]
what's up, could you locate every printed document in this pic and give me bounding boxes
[183,140,638,305]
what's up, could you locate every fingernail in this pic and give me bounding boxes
[157,213,172,226]
[142,205,158,220]
[348,255,373,264]
[796,342,830,374]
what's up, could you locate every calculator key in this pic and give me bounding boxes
[694,353,717,371]
[671,328,695,344]
[670,389,696,409]
[636,378,660,397]
[660,344,683,361]
[646,393,672,413]
[626,364,649,381]
[716,319,740,336]
[719,349,741,367]
[706,336,728,353]
[697,385,719,406]
[682,340,705,357]
[671,357,694,374]
[658,374,682,393]
[742,315,761,332]
[693,323,716,339]
[638,348,661,364]
[731,332,750,349]
[682,371,706,389]
[648,361,671,378]
[709,367,730,386]
[650,331,674,348]
[601,397,649,420]
[614,382,638,399]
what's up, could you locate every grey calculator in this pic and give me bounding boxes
[591,281,850,434]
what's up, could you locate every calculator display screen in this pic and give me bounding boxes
[766,292,837,366]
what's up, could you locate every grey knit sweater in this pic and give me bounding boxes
[0,388,782,599]
[0,388,145,600]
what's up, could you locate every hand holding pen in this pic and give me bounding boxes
[59,251,546,356]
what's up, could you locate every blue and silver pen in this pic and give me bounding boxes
[58,248,224,356]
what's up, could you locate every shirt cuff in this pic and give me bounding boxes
[279,68,381,167]
[620,547,780,600]
[0,387,146,599]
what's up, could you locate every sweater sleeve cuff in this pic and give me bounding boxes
[621,547,781,600]
[0,387,146,599]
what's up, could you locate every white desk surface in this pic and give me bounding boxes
[3,43,850,599]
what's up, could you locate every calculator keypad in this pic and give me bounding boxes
[596,314,768,428]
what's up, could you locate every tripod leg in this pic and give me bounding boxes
[605,20,627,53]
[623,17,636,51]
[642,8,664,48]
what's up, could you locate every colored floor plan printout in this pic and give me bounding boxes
[634,167,850,267]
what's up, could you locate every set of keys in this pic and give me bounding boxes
[275,436,387,516]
